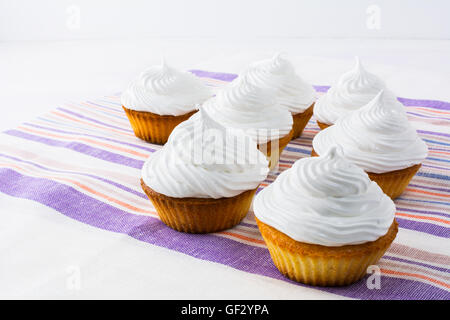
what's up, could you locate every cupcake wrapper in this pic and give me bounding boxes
[367,164,421,199]
[291,103,314,139]
[141,179,257,233]
[311,149,421,199]
[256,218,398,286]
[316,120,332,130]
[258,129,293,170]
[123,106,196,144]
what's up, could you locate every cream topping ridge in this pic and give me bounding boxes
[313,90,428,173]
[254,146,396,246]
[141,108,269,198]
[121,59,212,116]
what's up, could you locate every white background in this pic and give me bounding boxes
[0,1,449,299]
[1,0,450,40]
[1,0,449,132]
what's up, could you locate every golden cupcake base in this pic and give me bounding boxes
[123,106,196,144]
[256,217,398,286]
[316,120,332,130]
[291,103,314,139]
[141,179,257,233]
[258,129,293,170]
[311,149,421,199]
[366,164,421,199]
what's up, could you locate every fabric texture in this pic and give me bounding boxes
[0,70,448,299]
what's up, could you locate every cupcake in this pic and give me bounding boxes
[313,57,389,129]
[121,59,212,144]
[312,91,428,199]
[254,146,398,286]
[203,77,293,170]
[241,53,316,139]
[141,108,269,233]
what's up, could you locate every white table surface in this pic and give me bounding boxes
[0,38,449,299]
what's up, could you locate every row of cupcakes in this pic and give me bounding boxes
[121,54,428,286]
[140,117,398,286]
[121,54,317,169]
[122,54,428,199]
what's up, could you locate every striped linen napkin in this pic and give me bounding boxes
[0,70,448,299]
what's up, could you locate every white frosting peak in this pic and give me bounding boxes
[241,53,316,114]
[121,60,212,115]
[313,90,428,173]
[141,108,269,199]
[254,146,396,246]
[313,57,389,124]
[203,77,293,144]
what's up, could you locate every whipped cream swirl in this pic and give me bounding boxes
[313,91,428,173]
[241,53,316,114]
[314,57,390,125]
[121,60,212,116]
[254,146,396,246]
[141,108,269,199]
[203,77,293,144]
